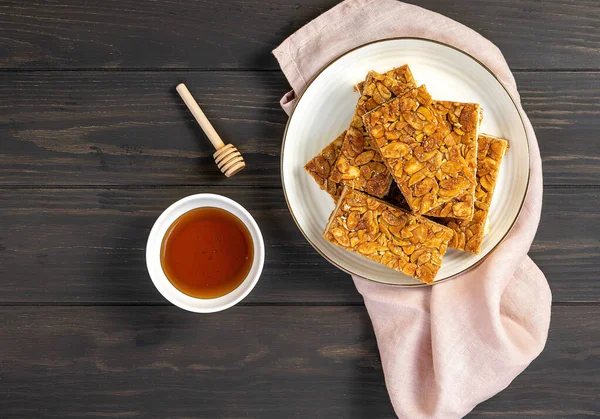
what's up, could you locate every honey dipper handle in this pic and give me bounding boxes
[176,83,225,151]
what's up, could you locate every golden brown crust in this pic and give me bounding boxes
[304,131,346,200]
[362,86,479,215]
[331,66,418,198]
[357,66,417,113]
[443,134,509,253]
[423,101,481,220]
[425,191,475,219]
[323,187,454,284]
[329,125,393,197]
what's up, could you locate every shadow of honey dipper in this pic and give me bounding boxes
[176,83,246,177]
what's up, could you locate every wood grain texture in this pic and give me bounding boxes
[1,71,599,186]
[1,2,598,416]
[0,187,351,304]
[0,71,285,187]
[0,0,598,70]
[519,72,600,185]
[0,187,597,304]
[0,305,597,418]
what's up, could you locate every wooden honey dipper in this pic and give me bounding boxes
[176,83,246,177]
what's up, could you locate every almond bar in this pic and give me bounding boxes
[356,80,483,220]
[330,66,418,198]
[304,131,346,200]
[362,85,479,215]
[423,100,482,220]
[323,187,454,284]
[443,134,509,253]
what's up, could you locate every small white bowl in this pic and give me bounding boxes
[146,194,265,313]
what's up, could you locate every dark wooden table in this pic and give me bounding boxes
[1,1,599,417]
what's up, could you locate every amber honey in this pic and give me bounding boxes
[160,207,253,299]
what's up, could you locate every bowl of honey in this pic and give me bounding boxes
[146,194,265,313]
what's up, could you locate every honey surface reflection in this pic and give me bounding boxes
[160,207,253,298]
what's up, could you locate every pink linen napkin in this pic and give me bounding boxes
[273,0,552,417]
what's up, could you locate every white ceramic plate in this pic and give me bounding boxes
[281,38,530,286]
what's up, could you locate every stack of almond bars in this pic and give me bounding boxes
[305,65,509,284]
